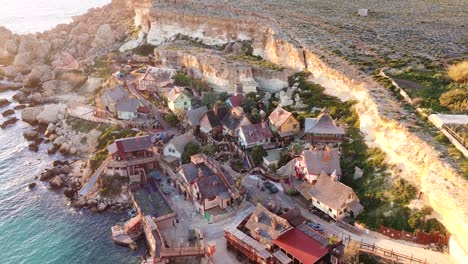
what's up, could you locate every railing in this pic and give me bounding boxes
[108,155,160,167]
[160,246,205,257]
[343,237,428,264]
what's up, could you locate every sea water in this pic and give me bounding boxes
[0,1,145,262]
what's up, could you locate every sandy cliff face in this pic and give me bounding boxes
[136,3,467,261]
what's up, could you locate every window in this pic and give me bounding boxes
[328,208,332,212]
[316,200,320,204]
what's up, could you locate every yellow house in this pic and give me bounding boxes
[268,106,300,136]
[166,87,192,112]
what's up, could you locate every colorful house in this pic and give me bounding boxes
[101,85,140,120]
[268,106,300,137]
[295,147,341,183]
[166,87,192,112]
[304,109,345,145]
[225,94,245,108]
[237,122,273,149]
[297,171,363,220]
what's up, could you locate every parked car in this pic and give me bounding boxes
[307,221,324,232]
[263,181,279,194]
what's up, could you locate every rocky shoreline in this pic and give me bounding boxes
[0,0,136,213]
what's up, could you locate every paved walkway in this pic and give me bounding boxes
[78,158,110,196]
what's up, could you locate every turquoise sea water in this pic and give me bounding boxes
[0,89,144,264]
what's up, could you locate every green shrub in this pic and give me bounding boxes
[181,142,201,164]
[173,72,192,87]
[164,113,180,127]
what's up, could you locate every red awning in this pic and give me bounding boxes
[273,228,328,263]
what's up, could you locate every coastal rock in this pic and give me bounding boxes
[23,130,39,141]
[69,147,77,156]
[13,104,27,110]
[97,202,108,212]
[13,52,32,67]
[21,106,44,124]
[0,98,10,107]
[28,142,39,152]
[59,143,70,155]
[0,81,22,92]
[0,117,18,129]
[5,39,18,55]
[28,182,37,189]
[63,188,75,198]
[36,104,65,124]
[0,65,20,78]
[53,136,66,146]
[39,169,56,181]
[13,73,24,83]
[45,123,56,136]
[60,165,72,174]
[47,144,59,154]
[23,65,53,87]
[49,176,64,189]
[12,91,28,103]
[0,27,12,46]
[91,24,116,48]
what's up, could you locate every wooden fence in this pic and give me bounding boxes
[379,226,450,246]
[343,237,428,264]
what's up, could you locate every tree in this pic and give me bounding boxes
[251,146,267,166]
[241,97,257,113]
[174,72,192,87]
[342,241,360,264]
[278,149,292,167]
[248,108,262,124]
[202,92,217,108]
[389,178,417,205]
[181,142,201,164]
[201,145,217,156]
[164,113,180,127]
[218,92,229,102]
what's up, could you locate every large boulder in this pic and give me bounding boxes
[97,202,107,212]
[23,130,39,141]
[21,106,44,124]
[23,65,53,87]
[0,81,22,92]
[44,123,56,136]
[53,136,66,146]
[4,39,17,55]
[0,65,20,77]
[36,104,65,124]
[13,52,32,67]
[2,109,15,117]
[12,91,28,103]
[0,117,18,128]
[91,24,116,48]
[0,98,10,107]
[59,143,70,155]
[49,176,64,189]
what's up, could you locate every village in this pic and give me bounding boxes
[56,42,452,264]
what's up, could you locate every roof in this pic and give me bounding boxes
[225,219,272,260]
[138,105,150,114]
[180,163,215,184]
[269,106,294,127]
[167,131,196,153]
[166,86,189,102]
[296,224,329,246]
[220,110,249,131]
[429,114,468,128]
[279,207,307,227]
[302,147,341,176]
[186,106,208,126]
[227,94,245,108]
[103,85,127,102]
[348,200,364,214]
[195,174,229,199]
[273,250,292,264]
[142,67,176,82]
[304,109,345,135]
[239,122,273,145]
[245,204,292,246]
[306,171,359,211]
[107,135,153,155]
[273,228,329,264]
[116,98,140,113]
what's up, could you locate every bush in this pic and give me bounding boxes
[447,61,468,85]
[100,174,129,197]
[164,113,180,127]
[181,142,201,164]
[251,146,267,166]
[439,88,468,113]
[389,178,417,205]
[173,72,192,87]
[131,44,156,56]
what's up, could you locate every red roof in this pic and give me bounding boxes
[227,94,245,107]
[138,105,150,114]
[273,228,328,263]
